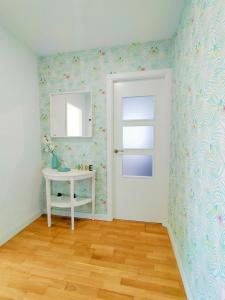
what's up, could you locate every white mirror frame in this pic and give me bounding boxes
[49,90,93,138]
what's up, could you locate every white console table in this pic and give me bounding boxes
[42,168,95,230]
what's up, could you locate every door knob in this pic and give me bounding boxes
[114,149,124,154]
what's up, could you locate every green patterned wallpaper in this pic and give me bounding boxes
[170,0,225,298]
[38,40,172,214]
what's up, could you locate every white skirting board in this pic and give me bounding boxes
[0,209,110,246]
[167,225,194,300]
[0,211,42,246]
[43,208,111,221]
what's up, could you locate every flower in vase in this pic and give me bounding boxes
[42,135,57,154]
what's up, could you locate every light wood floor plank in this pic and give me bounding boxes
[0,216,186,299]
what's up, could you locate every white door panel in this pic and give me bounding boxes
[113,78,170,222]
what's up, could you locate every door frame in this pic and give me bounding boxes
[106,69,172,224]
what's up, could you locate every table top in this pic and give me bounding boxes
[42,168,95,181]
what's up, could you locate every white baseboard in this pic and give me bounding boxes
[167,225,194,300]
[0,209,110,247]
[0,211,42,246]
[43,208,111,221]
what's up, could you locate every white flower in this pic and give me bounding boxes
[49,144,55,151]
[42,135,57,153]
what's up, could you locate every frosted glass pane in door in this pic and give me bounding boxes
[123,96,154,120]
[123,126,153,149]
[122,155,153,177]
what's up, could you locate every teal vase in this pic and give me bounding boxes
[51,153,60,169]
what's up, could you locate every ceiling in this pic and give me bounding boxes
[0,0,185,55]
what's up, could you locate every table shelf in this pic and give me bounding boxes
[51,195,92,208]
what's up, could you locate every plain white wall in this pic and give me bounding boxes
[0,26,41,245]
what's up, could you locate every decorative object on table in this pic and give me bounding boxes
[42,135,60,169]
[51,153,60,169]
[75,164,92,171]
[57,166,71,172]
[57,192,62,201]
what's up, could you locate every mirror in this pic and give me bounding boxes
[50,91,92,138]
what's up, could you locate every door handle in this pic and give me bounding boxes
[114,149,124,154]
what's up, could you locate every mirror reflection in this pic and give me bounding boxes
[50,91,92,138]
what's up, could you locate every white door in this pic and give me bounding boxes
[113,77,170,223]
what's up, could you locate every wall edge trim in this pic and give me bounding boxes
[0,211,42,246]
[167,225,194,300]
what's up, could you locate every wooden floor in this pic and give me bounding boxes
[0,216,186,300]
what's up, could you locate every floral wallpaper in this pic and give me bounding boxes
[38,1,225,296]
[170,0,225,298]
[38,40,172,214]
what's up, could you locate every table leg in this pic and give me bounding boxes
[70,180,75,230]
[92,175,95,220]
[46,179,51,227]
